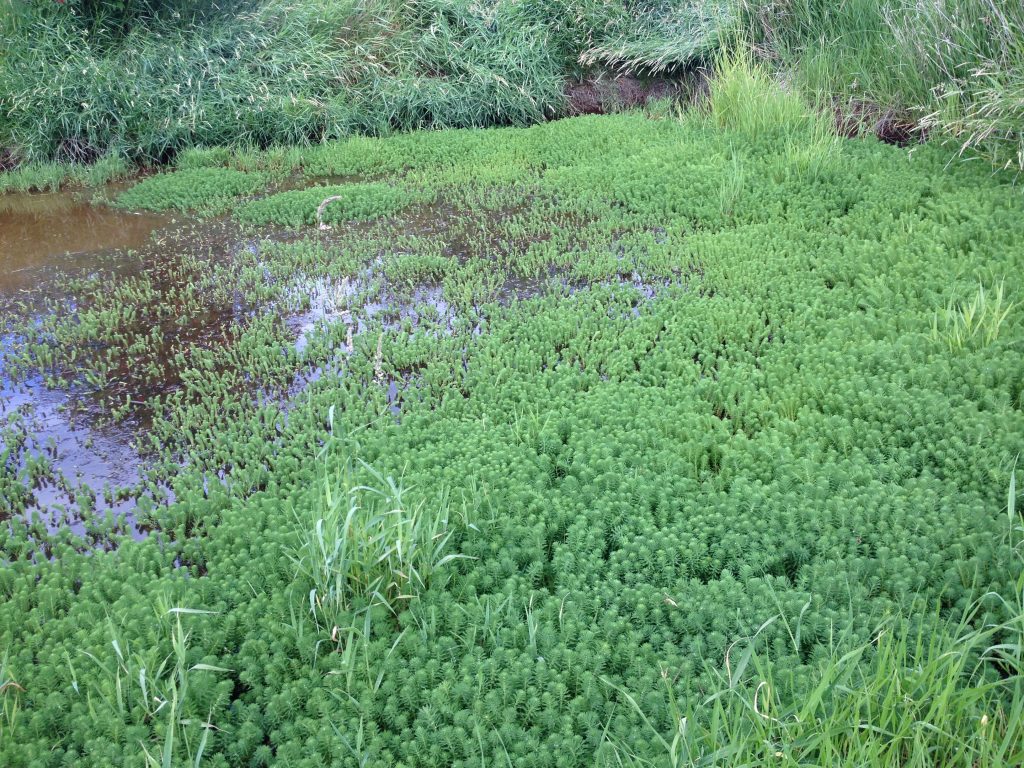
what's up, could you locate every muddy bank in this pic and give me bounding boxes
[564,72,705,115]
[564,70,920,146]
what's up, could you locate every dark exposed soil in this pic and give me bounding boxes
[564,71,707,115]
[567,73,921,147]
[0,148,18,173]
[55,137,102,166]
[834,99,920,146]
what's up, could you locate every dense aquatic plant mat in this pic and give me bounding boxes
[235,182,421,228]
[115,168,267,213]
[2,109,1024,766]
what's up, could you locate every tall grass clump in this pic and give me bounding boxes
[605,602,1024,767]
[703,45,840,182]
[289,429,469,634]
[738,0,915,105]
[705,47,834,140]
[0,0,571,162]
[895,0,1024,171]
[738,0,1024,167]
[66,606,232,766]
[0,649,21,751]
[1,0,375,161]
[932,281,1017,352]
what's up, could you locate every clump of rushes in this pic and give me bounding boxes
[235,182,423,228]
[116,168,267,213]
[290,433,470,635]
[932,280,1017,352]
[0,648,22,747]
[68,606,232,768]
[579,0,739,74]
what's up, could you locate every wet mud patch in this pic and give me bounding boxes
[2,177,675,552]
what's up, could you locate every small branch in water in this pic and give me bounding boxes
[316,195,346,230]
[374,333,384,383]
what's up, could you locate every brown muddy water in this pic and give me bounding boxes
[1,188,177,538]
[0,191,169,295]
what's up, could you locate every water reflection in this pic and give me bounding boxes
[0,191,168,294]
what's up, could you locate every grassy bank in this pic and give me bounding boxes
[2,60,1023,764]
[739,0,1024,168]
[2,1,1022,171]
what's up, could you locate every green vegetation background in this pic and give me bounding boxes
[2,2,1024,766]
[2,72,1024,764]
[1,1,1022,171]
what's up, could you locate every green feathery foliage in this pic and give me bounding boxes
[115,167,267,213]
[1,107,1023,766]
[236,182,422,228]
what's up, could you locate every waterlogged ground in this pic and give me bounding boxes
[0,165,633,545]
[1,188,171,541]
[1,113,1023,766]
